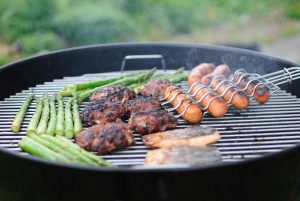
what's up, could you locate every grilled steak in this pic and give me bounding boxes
[124,96,161,116]
[142,126,220,148]
[128,109,177,135]
[145,146,221,166]
[140,80,171,98]
[90,85,136,102]
[81,98,126,126]
[75,122,135,154]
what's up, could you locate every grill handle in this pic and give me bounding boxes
[120,54,166,72]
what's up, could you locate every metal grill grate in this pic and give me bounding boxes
[1,70,300,167]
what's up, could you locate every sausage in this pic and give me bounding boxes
[188,63,215,85]
[164,86,202,124]
[201,64,232,85]
[233,72,270,104]
[211,78,250,110]
[189,83,228,117]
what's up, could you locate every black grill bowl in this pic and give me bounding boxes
[0,43,300,201]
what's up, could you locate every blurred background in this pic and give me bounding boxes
[0,0,300,66]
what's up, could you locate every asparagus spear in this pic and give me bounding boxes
[169,72,188,83]
[46,96,56,136]
[56,135,113,167]
[55,95,64,135]
[64,99,74,139]
[19,137,71,162]
[37,94,50,135]
[29,133,82,163]
[40,134,98,166]
[79,67,156,101]
[151,67,185,80]
[26,98,43,135]
[72,99,82,134]
[11,94,34,133]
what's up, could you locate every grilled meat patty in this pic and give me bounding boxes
[81,98,126,126]
[145,146,221,166]
[140,80,171,98]
[125,96,161,116]
[75,122,135,154]
[142,126,221,148]
[128,109,177,135]
[90,85,136,102]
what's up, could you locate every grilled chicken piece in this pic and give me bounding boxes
[142,126,220,148]
[81,98,126,126]
[145,146,221,166]
[125,96,161,116]
[90,85,136,102]
[140,80,171,98]
[75,122,135,154]
[129,109,177,135]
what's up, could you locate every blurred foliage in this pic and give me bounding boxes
[20,32,63,55]
[54,3,136,45]
[0,0,300,66]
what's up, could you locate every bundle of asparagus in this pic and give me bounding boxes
[59,67,187,101]
[26,94,82,139]
[19,134,112,167]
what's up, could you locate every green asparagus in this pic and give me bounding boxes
[40,134,98,166]
[79,67,156,101]
[29,133,82,163]
[27,98,43,135]
[37,94,50,135]
[56,135,113,167]
[11,94,34,133]
[72,99,82,134]
[46,96,56,136]
[55,95,64,135]
[19,137,71,162]
[64,99,74,139]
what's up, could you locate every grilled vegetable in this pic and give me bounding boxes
[29,133,82,163]
[72,99,82,134]
[26,98,43,135]
[64,99,74,139]
[11,94,34,133]
[55,95,64,135]
[79,67,156,101]
[59,71,145,97]
[19,137,71,162]
[37,94,50,135]
[151,67,185,80]
[46,96,56,136]
[41,134,98,166]
[56,135,113,167]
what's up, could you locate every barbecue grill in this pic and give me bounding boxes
[0,43,300,201]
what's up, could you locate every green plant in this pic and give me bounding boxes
[0,0,57,42]
[55,3,137,45]
[19,32,63,55]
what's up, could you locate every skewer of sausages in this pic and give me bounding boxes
[188,63,215,85]
[233,72,270,104]
[201,64,232,85]
[189,83,228,117]
[210,77,250,109]
[164,86,202,124]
